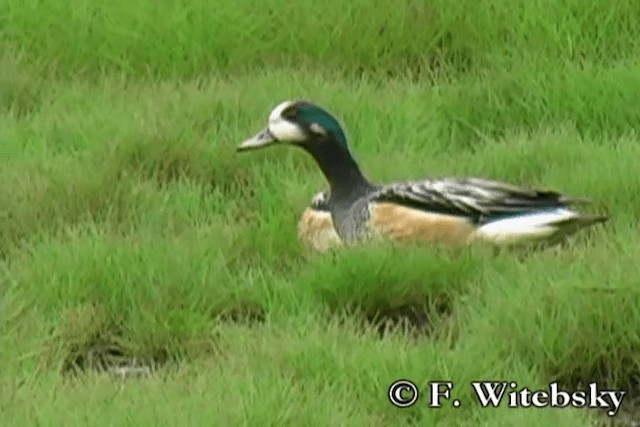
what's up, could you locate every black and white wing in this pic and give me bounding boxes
[369,177,582,223]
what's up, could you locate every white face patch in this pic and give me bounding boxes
[268,100,294,122]
[267,100,307,142]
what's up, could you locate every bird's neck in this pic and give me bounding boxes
[302,141,374,201]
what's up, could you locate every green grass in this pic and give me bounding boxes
[2,0,640,425]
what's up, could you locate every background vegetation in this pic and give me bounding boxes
[2,0,639,424]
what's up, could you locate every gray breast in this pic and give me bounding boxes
[330,197,374,243]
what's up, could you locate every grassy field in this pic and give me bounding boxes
[2,0,640,425]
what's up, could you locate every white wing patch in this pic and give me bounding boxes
[370,177,570,220]
[472,208,579,244]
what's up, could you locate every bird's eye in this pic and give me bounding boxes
[282,105,298,119]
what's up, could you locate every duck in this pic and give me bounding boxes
[297,190,342,252]
[238,100,608,249]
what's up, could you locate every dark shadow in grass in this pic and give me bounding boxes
[335,296,453,340]
[215,303,267,325]
[61,304,266,379]
[61,330,169,379]
[553,360,640,426]
[303,243,487,342]
[0,52,43,118]
[324,289,452,338]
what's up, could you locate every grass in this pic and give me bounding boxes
[2,0,640,425]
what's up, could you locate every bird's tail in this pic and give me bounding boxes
[547,213,608,238]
